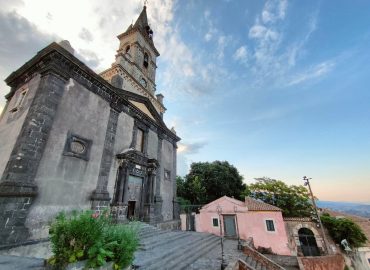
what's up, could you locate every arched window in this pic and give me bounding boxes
[143,52,149,68]
[125,45,130,53]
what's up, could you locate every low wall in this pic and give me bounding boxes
[297,254,345,270]
[242,245,285,270]
[156,219,181,230]
[264,254,299,268]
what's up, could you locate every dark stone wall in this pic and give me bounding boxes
[0,72,67,245]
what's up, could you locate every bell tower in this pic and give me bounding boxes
[100,5,165,115]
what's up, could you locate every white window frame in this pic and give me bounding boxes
[212,217,219,227]
[264,218,277,233]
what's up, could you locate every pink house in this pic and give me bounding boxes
[195,196,291,255]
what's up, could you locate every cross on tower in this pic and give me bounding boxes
[144,0,148,6]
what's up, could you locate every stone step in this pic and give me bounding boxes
[133,233,212,269]
[140,231,190,250]
[145,234,218,270]
[138,228,167,239]
[168,235,220,270]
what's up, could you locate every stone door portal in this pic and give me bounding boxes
[112,151,159,223]
[298,228,320,256]
[224,215,237,238]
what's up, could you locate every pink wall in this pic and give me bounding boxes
[196,197,291,255]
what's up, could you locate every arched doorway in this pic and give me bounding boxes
[298,228,320,256]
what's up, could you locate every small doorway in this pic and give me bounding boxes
[224,215,237,238]
[127,201,136,220]
[298,228,320,256]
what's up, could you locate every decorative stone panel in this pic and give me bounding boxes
[63,132,92,161]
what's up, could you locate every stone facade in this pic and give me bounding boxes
[0,6,180,246]
[283,217,329,256]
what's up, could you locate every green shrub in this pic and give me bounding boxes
[321,213,367,248]
[48,210,139,269]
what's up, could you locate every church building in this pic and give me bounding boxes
[0,6,180,245]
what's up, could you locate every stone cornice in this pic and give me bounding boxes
[4,42,180,143]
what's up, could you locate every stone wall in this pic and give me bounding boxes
[264,254,299,269]
[0,71,68,245]
[26,78,111,239]
[0,75,40,178]
[284,218,331,256]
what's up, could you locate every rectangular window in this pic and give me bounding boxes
[212,218,219,227]
[10,89,28,112]
[135,128,144,152]
[266,220,275,232]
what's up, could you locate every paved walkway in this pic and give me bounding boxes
[0,239,245,270]
[189,239,246,270]
[0,255,44,270]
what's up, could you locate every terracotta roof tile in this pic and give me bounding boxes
[244,197,281,212]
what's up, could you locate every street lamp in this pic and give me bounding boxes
[303,176,330,255]
[216,205,227,270]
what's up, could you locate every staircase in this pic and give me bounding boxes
[241,245,286,270]
[244,255,268,270]
[133,223,220,270]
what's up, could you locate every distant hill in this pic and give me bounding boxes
[317,201,370,218]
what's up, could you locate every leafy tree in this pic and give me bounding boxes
[248,177,313,217]
[180,161,245,205]
[176,176,186,199]
[321,213,367,248]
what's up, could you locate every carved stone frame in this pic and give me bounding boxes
[63,131,92,161]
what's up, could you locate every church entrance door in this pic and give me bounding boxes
[127,201,136,219]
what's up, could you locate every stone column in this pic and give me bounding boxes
[0,71,68,245]
[111,159,129,223]
[172,142,180,220]
[145,160,158,224]
[91,108,119,214]
[154,133,163,223]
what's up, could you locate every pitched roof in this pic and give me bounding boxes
[244,197,282,212]
[133,6,149,29]
[201,196,281,212]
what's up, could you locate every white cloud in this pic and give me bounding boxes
[287,61,335,86]
[233,46,248,62]
[178,141,207,155]
[243,1,330,88]
[261,0,288,24]
[203,9,217,42]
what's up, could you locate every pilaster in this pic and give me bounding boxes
[91,108,119,213]
[154,133,163,223]
[0,70,68,245]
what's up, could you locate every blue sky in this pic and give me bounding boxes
[0,0,369,202]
